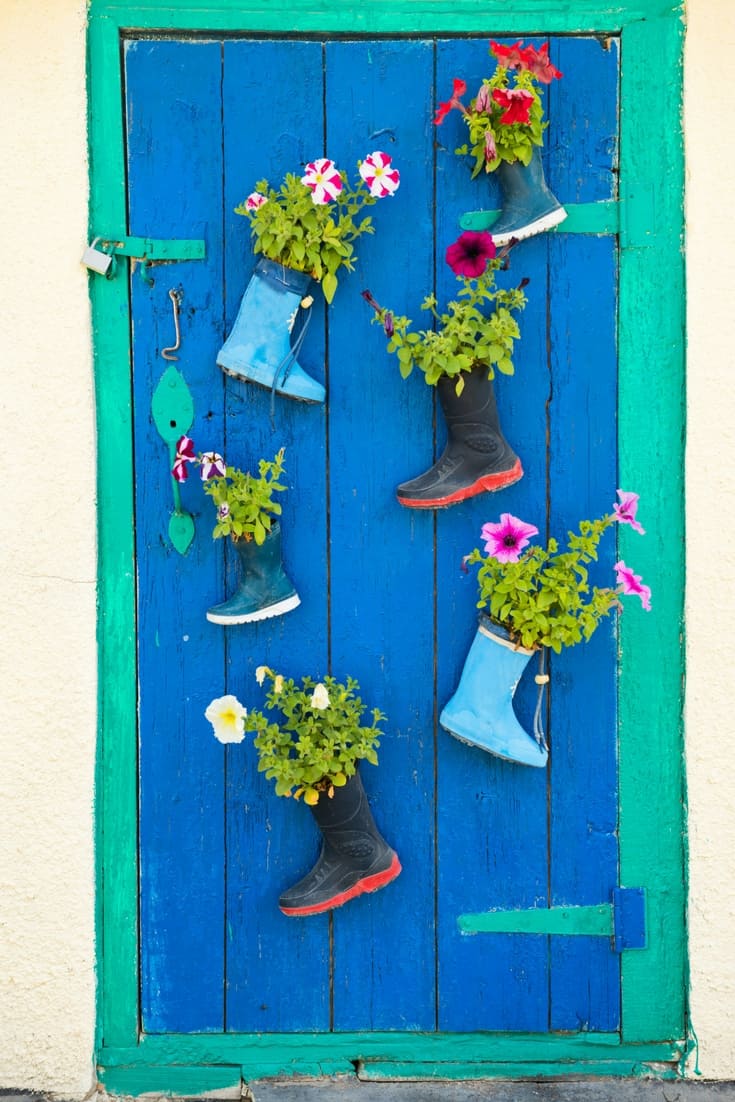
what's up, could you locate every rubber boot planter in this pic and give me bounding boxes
[206,522,300,625]
[397,364,522,508]
[489,147,567,247]
[217,258,325,404]
[279,773,401,916]
[440,617,547,767]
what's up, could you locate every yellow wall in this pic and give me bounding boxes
[0,0,732,1093]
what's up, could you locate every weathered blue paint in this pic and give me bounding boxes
[126,38,227,1031]
[129,33,624,1037]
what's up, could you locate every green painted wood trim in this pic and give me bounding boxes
[99,1066,242,1097]
[617,11,686,1044]
[100,1032,684,1067]
[91,0,688,1070]
[89,0,677,32]
[89,12,140,1049]
[95,235,206,260]
[458,904,613,936]
[357,1061,679,1081]
[461,200,619,235]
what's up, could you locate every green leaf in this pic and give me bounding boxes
[322,270,338,304]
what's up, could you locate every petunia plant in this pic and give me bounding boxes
[173,436,288,546]
[206,667,385,805]
[363,230,528,393]
[435,40,562,177]
[236,151,400,304]
[466,490,652,653]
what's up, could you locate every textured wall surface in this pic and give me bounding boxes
[0,1,96,1097]
[684,0,735,1082]
[0,0,734,1094]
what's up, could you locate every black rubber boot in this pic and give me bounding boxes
[206,522,300,625]
[396,364,523,508]
[279,773,401,917]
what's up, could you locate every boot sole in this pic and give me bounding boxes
[444,725,548,768]
[397,459,523,509]
[279,852,402,917]
[219,363,324,404]
[491,206,568,247]
[206,593,300,625]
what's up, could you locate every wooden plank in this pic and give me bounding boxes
[221,39,331,1033]
[325,37,437,1033]
[90,1,675,33]
[546,35,621,1033]
[434,36,550,1034]
[617,13,686,1044]
[99,1064,242,1097]
[89,10,141,1049]
[126,38,227,1032]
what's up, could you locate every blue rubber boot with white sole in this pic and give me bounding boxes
[206,522,300,625]
[440,617,548,767]
[217,258,325,404]
[490,146,567,247]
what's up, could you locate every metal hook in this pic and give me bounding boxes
[162,288,183,360]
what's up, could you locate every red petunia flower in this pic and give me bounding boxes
[489,39,529,71]
[523,42,563,84]
[492,87,534,126]
[445,231,497,278]
[434,78,468,125]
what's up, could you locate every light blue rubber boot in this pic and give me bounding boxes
[217,258,325,404]
[206,522,300,625]
[440,617,548,767]
[490,146,567,247]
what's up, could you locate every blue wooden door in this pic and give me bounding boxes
[126,33,620,1036]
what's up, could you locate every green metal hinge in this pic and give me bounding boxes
[458,887,647,953]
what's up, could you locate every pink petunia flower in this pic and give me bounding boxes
[482,514,540,563]
[445,231,497,278]
[301,158,343,205]
[484,129,498,163]
[614,560,652,611]
[434,78,468,125]
[245,191,268,211]
[359,151,400,198]
[474,84,492,114]
[612,489,646,534]
[492,87,534,126]
[200,452,226,480]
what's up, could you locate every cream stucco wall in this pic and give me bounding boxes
[0,0,733,1094]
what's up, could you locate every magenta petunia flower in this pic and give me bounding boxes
[301,158,343,205]
[200,452,226,480]
[383,312,395,338]
[492,87,534,126]
[481,513,540,563]
[172,457,189,483]
[172,434,196,482]
[612,489,645,534]
[245,191,267,211]
[446,231,497,278]
[359,151,400,198]
[614,560,652,611]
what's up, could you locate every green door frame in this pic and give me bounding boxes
[90,0,687,1091]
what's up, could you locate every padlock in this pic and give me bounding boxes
[81,237,113,276]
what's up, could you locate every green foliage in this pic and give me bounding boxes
[235,171,378,304]
[369,259,527,389]
[203,447,287,546]
[469,515,621,653]
[244,668,385,804]
[457,68,546,178]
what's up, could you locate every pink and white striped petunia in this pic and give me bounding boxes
[359,151,401,199]
[301,158,343,205]
[245,191,268,211]
[614,560,652,611]
[172,434,196,482]
[200,452,227,480]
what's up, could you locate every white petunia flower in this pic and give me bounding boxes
[205,695,247,744]
[310,683,330,710]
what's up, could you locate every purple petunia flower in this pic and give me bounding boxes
[481,513,539,563]
[445,231,497,278]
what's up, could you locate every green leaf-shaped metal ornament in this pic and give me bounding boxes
[152,364,196,555]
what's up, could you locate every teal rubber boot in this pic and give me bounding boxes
[217,258,325,404]
[440,617,548,767]
[206,522,300,625]
[490,147,567,246]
